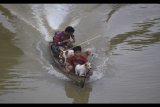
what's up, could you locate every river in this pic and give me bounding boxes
[0,4,160,103]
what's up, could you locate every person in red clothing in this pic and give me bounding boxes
[65,46,88,73]
[51,26,75,56]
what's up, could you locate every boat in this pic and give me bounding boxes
[49,42,93,88]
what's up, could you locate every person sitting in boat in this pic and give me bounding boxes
[65,46,88,73]
[51,26,75,57]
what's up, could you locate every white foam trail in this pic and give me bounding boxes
[36,41,69,80]
[88,51,110,82]
[69,17,81,27]
[89,70,104,82]
[44,4,71,30]
[31,4,51,41]
[47,65,69,81]
[2,4,51,42]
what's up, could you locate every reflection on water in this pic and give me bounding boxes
[109,17,160,52]
[64,82,92,103]
[0,5,15,20]
[0,6,23,95]
[106,4,122,23]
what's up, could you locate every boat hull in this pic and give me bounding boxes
[50,45,90,88]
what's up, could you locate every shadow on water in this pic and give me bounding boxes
[0,6,23,95]
[109,17,160,52]
[106,4,122,23]
[0,5,14,18]
[64,82,92,103]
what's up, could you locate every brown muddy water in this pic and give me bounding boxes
[0,4,160,103]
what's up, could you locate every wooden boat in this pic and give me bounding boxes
[49,43,92,88]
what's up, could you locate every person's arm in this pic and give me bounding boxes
[60,39,70,44]
[59,34,75,45]
[71,35,75,43]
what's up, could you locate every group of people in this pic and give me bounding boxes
[51,26,91,74]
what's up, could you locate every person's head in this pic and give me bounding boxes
[73,46,82,56]
[64,26,75,36]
